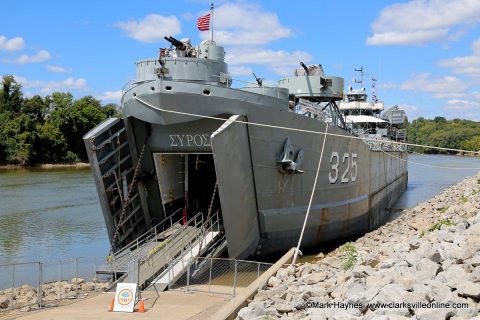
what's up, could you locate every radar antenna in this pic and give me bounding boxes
[354,66,364,87]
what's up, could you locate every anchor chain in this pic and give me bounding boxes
[207,182,218,219]
[195,181,218,267]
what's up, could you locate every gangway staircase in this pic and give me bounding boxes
[98,210,224,290]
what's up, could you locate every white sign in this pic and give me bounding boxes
[113,283,137,313]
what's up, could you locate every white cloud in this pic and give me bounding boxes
[116,14,181,43]
[0,35,25,52]
[226,48,312,76]
[96,90,122,102]
[228,65,253,76]
[182,12,194,21]
[439,38,480,76]
[399,73,468,99]
[200,3,292,46]
[13,50,51,64]
[46,64,70,73]
[14,76,87,94]
[377,82,397,90]
[443,95,480,120]
[367,0,480,46]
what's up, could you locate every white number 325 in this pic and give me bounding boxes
[328,152,357,184]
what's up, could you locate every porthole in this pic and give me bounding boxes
[150,86,155,91]
[203,89,211,95]
[165,86,172,91]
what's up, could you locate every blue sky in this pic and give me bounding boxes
[1,0,479,120]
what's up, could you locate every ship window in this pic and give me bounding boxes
[203,89,211,95]
[150,86,155,91]
[165,86,172,91]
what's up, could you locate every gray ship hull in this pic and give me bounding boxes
[84,78,407,259]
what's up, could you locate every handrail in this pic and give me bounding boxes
[112,207,184,258]
[139,211,205,264]
[157,211,221,278]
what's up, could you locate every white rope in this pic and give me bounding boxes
[134,96,480,156]
[292,124,329,265]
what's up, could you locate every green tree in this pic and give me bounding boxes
[461,136,480,151]
[0,75,23,115]
[0,114,37,165]
[407,117,480,154]
[22,95,48,123]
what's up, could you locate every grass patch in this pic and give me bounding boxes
[438,206,449,213]
[460,195,468,204]
[419,219,455,238]
[338,242,359,270]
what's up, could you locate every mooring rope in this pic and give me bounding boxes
[134,96,480,160]
[292,124,329,265]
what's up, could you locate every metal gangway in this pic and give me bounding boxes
[98,210,225,290]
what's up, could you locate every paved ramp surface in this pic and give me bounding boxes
[8,291,230,320]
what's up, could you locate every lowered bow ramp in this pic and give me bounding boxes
[211,115,260,259]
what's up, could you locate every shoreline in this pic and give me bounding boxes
[0,163,90,170]
[239,172,480,319]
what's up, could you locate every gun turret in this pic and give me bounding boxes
[300,62,309,75]
[164,36,187,51]
[252,72,263,87]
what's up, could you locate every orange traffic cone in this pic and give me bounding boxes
[108,298,115,312]
[138,300,145,313]
[135,300,145,313]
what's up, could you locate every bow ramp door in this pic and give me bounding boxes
[83,118,151,252]
[211,115,260,259]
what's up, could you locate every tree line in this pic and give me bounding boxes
[407,116,480,153]
[0,75,119,165]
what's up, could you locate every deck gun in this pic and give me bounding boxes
[164,36,187,51]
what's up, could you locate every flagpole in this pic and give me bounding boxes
[210,2,214,41]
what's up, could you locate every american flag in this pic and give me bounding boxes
[197,13,210,31]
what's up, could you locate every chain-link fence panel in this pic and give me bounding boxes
[0,257,110,314]
[0,262,40,311]
[169,257,272,296]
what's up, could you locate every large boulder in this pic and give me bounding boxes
[456,281,480,299]
[70,278,85,285]
[237,302,267,320]
[301,272,327,285]
[0,296,9,309]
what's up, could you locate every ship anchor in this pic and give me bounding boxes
[277,138,304,174]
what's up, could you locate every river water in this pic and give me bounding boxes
[0,167,108,265]
[0,154,479,266]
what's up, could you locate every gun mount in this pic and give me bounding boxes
[164,36,187,51]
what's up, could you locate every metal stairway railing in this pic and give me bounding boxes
[100,207,185,274]
[103,208,223,290]
[136,211,222,289]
